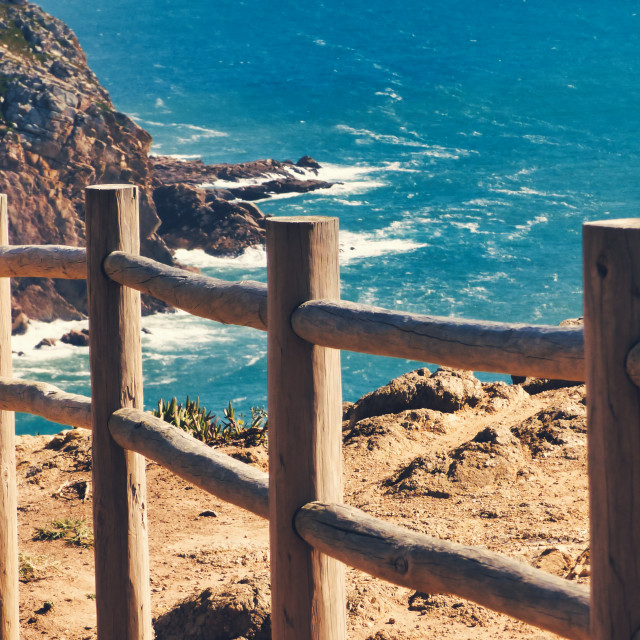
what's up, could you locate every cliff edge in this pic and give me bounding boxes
[0,0,175,322]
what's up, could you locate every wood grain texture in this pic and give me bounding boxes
[583,219,640,640]
[85,185,151,640]
[0,245,86,279]
[295,502,590,640]
[104,250,267,330]
[0,377,91,429]
[0,196,18,640]
[292,299,585,380]
[109,408,269,518]
[267,217,346,640]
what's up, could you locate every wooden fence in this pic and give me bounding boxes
[0,184,636,640]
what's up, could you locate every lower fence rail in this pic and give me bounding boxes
[296,502,590,640]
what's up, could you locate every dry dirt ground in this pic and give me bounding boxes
[16,368,590,639]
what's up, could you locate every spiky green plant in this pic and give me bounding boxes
[154,397,268,446]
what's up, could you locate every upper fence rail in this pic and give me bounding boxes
[0,244,585,380]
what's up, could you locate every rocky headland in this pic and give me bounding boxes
[0,0,334,330]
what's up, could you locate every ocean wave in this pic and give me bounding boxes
[339,228,426,263]
[491,186,567,198]
[173,245,267,270]
[202,162,391,200]
[134,118,228,139]
[11,318,89,355]
[335,125,475,158]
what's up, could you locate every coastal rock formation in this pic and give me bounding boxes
[150,155,323,187]
[153,183,267,256]
[150,154,334,255]
[0,0,175,319]
[0,1,332,323]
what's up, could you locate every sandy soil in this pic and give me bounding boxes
[15,375,590,640]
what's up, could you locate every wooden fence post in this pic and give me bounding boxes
[583,219,640,639]
[267,216,346,640]
[0,195,18,640]
[86,185,151,640]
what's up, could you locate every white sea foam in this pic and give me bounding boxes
[335,125,475,159]
[375,88,403,101]
[153,153,201,161]
[134,118,228,139]
[339,228,426,264]
[173,245,267,271]
[464,198,510,207]
[173,221,425,272]
[491,186,567,198]
[449,221,488,234]
[11,318,89,356]
[523,134,561,146]
[202,162,391,200]
[141,310,236,352]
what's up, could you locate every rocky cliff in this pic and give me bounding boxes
[0,1,333,328]
[0,0,175,322]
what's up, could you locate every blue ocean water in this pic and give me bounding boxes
[16,0,640,434]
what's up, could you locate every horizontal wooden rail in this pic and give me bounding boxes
[0,246,585,379]
[292,300,585,381]
[104,252,267,330]
[0,377,91,428]
[109,408,269,519]
[0,246,86,279]
[295,502,590,640]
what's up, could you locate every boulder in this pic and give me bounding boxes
[447,425,526,486]
[60,328,89,347]
[154,576,271,640]
[11,306,28,335]
[349,367,484,427]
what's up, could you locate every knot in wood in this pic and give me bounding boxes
[392,554,409,575]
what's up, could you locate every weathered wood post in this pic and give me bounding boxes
[86,185,151,640]
[0,195,18,640]
[583,219,640,639]
[267,217,346,640]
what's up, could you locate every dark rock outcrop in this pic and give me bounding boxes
[60,328,88,346]
[153,183,267,256]
[150,155,322,186]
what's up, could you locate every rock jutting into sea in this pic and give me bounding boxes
[0,0,334,328]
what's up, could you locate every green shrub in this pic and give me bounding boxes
[153,397,267,446]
